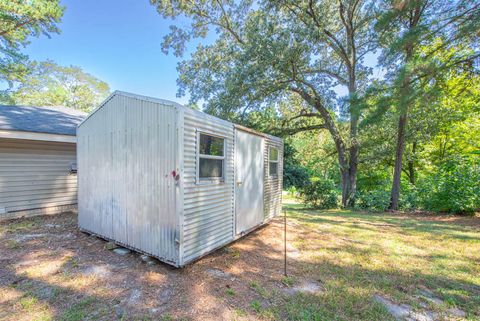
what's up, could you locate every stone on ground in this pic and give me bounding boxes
[140,254,157,265]
[206,268,236,281]
[105,242,119,250]
[448,307,466,318]
[374,295,414,320]
[283,279,324,296]
[82,265,111,278]
[113,247,131,255]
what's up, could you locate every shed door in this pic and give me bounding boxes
[235,130,264,235]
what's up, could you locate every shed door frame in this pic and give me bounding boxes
[234,129,265,235]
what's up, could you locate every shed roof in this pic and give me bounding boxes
[79,91,282,142]
[0,105,87,136]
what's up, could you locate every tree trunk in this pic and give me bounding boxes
[347,119,359,207]
[348,147,358,206]
[341,168,350,207]
[389,3,421,210]
[407,141,416,185]
[314,99,351,208]
[389,113,408,210]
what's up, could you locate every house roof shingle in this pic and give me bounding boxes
[0,105,87,136]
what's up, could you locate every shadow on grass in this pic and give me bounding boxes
[1,210,479,320]
[283,202,480,242]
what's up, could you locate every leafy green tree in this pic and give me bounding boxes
[0,0,64,93]
[10,60,110,112]
[356,40,479,214]
[375,0,479,209]
[150,0,378,207]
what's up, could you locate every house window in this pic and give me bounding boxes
[269,147,279,176]
[198,133,225,180]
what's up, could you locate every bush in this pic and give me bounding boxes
[301,177,339,209]
[355,183,419,212]
[399,184,420,210]
[355,189,390,211]
[283,164,311,190]
[417,157,480,214]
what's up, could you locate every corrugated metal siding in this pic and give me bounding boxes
[77,94,179,264]
[181,108,235,265]
[0,138,77,217]
[264,136,283,220]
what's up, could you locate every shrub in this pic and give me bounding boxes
[417,157,480,214]
[355,183,419,212]
[283,164,311,190]
[285,185,299,197]
[355,189,390,211]
[301,177,339,209]
[399,184,420,210]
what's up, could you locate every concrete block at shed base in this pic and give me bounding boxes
[113,247,131,255]
[105,242,119,250]
[141,255,157,265]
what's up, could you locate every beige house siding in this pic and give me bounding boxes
[0,138,78,220]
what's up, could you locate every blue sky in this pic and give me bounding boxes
[25,0,383,105]
[24,0,195,104]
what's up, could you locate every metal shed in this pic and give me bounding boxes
[77,91,283,267]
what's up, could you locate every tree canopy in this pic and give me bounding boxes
[152,0,480,213]
[0,0,64,93]
[6,60,110,112]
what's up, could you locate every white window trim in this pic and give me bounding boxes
[196,131,226,184]
[269,147,279,177]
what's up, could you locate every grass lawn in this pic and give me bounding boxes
[281,196,480,320]
[0,199,479,320]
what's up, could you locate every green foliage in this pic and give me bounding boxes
[0,0,64,89]
[250,300,262,313]
[60,297,96,321]
[302,177,339,209]
[9,60,110,111]
[283,142,311,190]
[225,288,236,296]
[355,189,391,212]
[417,157,480,215]
[284,164,311,190]
[151,0,479,214]
[355,182,419,212]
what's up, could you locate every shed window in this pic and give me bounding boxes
[269,147,279,176]
[198,133,225,180]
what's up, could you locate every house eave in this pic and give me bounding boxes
[0,129,76,143]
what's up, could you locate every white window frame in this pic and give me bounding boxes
[196,131,226,184]
[269,147,279,177]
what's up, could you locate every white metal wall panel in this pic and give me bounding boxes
[0,138,77,217]
[264,136,283,220]
[181,108,235,265]
[235,130,264,234]
[77,94,179,264]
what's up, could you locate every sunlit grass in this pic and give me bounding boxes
[280,196,480,319]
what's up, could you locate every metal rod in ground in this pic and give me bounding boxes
[284,208,287,277]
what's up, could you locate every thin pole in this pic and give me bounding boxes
[284,209,287,277]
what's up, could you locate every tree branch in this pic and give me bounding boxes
[277,124,327,135]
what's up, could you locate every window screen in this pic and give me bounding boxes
[269,147,279,176]
[199,158,223,178]
[198,133,225,180]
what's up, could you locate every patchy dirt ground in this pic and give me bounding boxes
[1,202,479,321]
[0,212,310,321]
